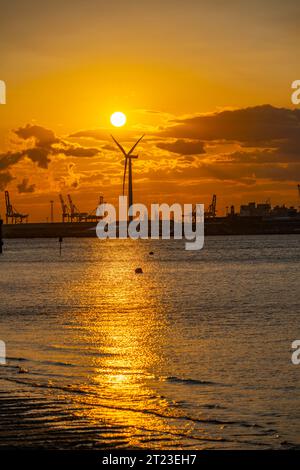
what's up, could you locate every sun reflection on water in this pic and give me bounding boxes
[66,240,184,447]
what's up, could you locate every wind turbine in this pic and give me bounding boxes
[111,134,144,212]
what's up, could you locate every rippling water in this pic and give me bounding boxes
[0,235,300,449]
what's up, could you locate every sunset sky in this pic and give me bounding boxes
[0,0,300,221]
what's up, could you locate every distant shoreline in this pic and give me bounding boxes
[2,218,300,238]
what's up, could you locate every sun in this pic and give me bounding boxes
[110,111,127,127]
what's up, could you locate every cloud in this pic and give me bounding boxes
[61,145,100,157]
[0,124,102,173]
[0,148,51,170]
[276,136,300,156]
[2,109,300,198]
[70,129,109,141]
[0,152,23,170]
[220,149,300,165]
[25,147,51,169]
[15,124,59,147]
[70,129,148,144]
[0,171,14,190]
[156,139,206,155]
[17,178,36,193]
[102,143,117,151]
[153,105,300,186]
[160,105,300,145]
[250,164,300,182]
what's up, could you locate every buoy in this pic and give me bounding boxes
[135,267,143,274]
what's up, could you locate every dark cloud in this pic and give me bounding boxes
[0,124,101,173]
[25,147,51,169]
[143,158,300,185]
[102,143,117,151]
[2,111,300,191]
[0,147,50,170]
[0,171,14,190]
[221,149,300,165]
[251,164,300,182]
[160,105,300,146]
[15,124,59,147]
[0,152,23,170]
[62,145,100,157]
[276,136,300,156]
[155,105,300,184]
[17,178,35,193]
[206,161,300,183]
[156,139,206,155]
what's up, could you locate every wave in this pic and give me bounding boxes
[6,356,77,368]
[6,356,28,362]
[163,375,221,386]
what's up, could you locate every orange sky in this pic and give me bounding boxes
[0,0,300,221]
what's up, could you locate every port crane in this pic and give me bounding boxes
[68,194,106,222]
[190,194,217,222]
[67,194,88,222]
[4,191,28,224]
[85,195,106,222]
[59,194,105,223]
[59,194,70,223]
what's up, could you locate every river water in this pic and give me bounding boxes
[0,235,299,449]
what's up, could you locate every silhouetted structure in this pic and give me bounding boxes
[240,202,271,217]
[67,194,88,222]
[58,194,105,223]
[59,194,70,222]
[0,218,3,254]
[4,191,28,224]
[50,200,54,223]
[239,201,298,218]
[204,194,217,218]
[111,134,144,216]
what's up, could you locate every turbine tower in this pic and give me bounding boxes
[111,134,144,212]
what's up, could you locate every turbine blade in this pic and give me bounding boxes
[128,134,145,156]
[111,135,127,156]
[122,157,128,196]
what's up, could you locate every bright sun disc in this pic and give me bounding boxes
[110,111,126,127]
